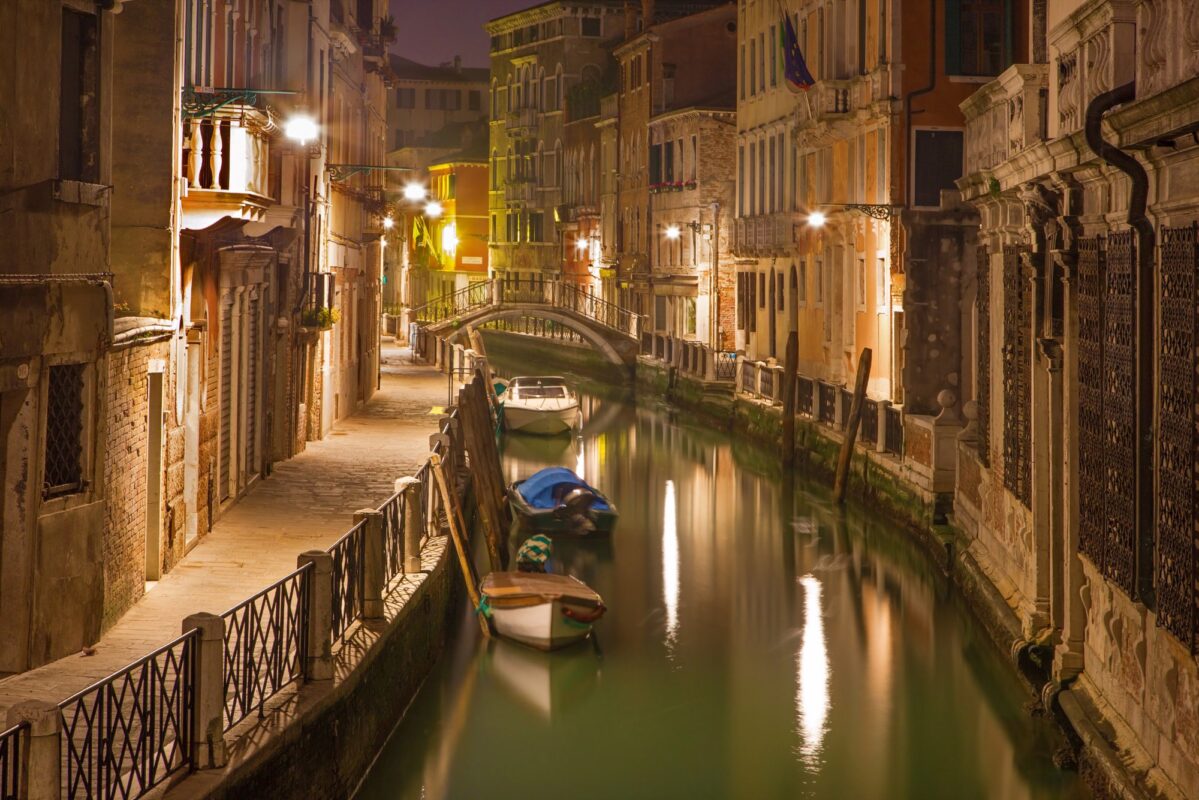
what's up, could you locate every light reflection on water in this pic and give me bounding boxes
[356,387,1088,800]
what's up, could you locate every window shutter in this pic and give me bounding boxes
[945,0,961,75]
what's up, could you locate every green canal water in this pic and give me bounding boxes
[356,388,1088,800]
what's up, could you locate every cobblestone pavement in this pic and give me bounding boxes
[0,342,445,717]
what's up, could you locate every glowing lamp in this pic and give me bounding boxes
[424,200,443,218]
[441,223,458,255]
[284,115,318,146]
[576,237,589,251]
[382,216,395,230]
[808,211,827,228]
[403,182,428,202]
[664,225,681,240]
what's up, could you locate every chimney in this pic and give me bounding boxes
[453,55,461,72]
[642,0,654,26]
[624,0,636,39]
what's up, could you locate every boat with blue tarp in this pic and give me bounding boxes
[507,466,618,534]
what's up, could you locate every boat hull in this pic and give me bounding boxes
[508,483,619,535]
[503,403,580,435]
[490,600,596,651]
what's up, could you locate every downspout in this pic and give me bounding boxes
[1083,80,1155,604]
[902,0,937,208]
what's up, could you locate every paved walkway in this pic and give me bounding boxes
[0,342,446,718]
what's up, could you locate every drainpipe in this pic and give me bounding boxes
[902,0,937,208]
[1083,81,1155,604]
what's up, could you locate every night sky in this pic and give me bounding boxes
[391,0,532,68]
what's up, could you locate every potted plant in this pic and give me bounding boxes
[301,306,341,330]
[379,14,397,43]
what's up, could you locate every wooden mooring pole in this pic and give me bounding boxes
[458,376,510,571]
[833,348,872,505]
[430,454,492,638]
[781,331,799,467]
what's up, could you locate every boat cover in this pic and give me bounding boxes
[517,467,610,511]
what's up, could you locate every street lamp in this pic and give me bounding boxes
[807,210,827,228]
[424,200,443,219]
[575,237,589,252]
[285,113,320,291]
[403,182,428,202]
[664,225,681,240]
[382,215,394,230]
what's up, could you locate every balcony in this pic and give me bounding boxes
[505,106,538,137]
[733,214,797,256]
[961,64,1049,177]
[1050,0,1136,137]
[182,103,272,227]
[503,178,537,206]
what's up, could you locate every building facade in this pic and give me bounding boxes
[733,0,1023,413]
[956,0,1199,793]
[0,0,387,674]
[385,55,489,152]
[486,1,627,283]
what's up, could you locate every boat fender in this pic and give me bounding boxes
[561,604,606,624]
[475,596,493,619]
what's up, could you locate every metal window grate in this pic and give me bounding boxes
[44,363,85,498]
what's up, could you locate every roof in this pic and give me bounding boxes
[387,54,488,84]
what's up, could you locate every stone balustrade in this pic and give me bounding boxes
[961,64,1049,175]
[1050,0,1136,137]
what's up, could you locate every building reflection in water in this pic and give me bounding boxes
[796,574,829,769]
[663,479,680,654]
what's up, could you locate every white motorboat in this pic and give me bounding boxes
[480,572,605,651]
[501,376,580,435]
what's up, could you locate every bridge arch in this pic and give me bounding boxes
[433,307,630,366]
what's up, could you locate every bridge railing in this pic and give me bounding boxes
[639,331,737,383]
[412,277,641,339]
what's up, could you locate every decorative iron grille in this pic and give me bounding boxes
[1077,236,1106,566]
[1,723,23,800]
[884,405,904,455]
[1001,245,1031,507]
[1157,223,1197,647]
[759,367,775,400]
[976,245,991,466]
[44,363,85,498]
[713,352,738,381]
[60,630,196,800]
[220,565,309,729]
[1103,230,1137,595]
[797,377,814,416]
[380,490,407,584]
[329,523,366,644]
[861,399,879,445]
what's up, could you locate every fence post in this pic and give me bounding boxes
[397,477,425,574]
[181,613,227,769]
[297,551,334,681]
[7,701,60,800]
[735,355,745,392]
[355,509,385,620]
[876,400,891,452]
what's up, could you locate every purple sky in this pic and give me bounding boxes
[390,0,531,68]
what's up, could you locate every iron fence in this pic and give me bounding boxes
[760,368,776,401]
[885,405,904,455]
[329,523,366,644]
[60,630,197,800]
[797,377,815,416]
[220,565,310,729]
[861,399,879,445]
[410,280,491,324]
[379,490,407,584]
[818,383,838,425]
[1,723,23,800]
[714,352,737,381]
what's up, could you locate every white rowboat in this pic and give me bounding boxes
[480,572,605,651]
[502,376,580,435]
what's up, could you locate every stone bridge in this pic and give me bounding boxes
[410,278,643,365]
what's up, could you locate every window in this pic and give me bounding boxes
[664,141,674,181]
[758,32,766,91]
[748,142,756,215]
[758,140,766,213]
[749,38,756,96]
[877,257,887,307]
[740,44,746,100]
[948,0,1008,76]
[690,136,697,181]
[655,295,668,331]
[738,145,745,215]
[777,273,784,310]
[815,257,824,303]
[468,90,481,111]
[769,25,777,86]
[581,17,601,36]
[396,87,416,108]
[912,129,963,207]
[60,8,100,183]
[44,363,86,498]
[768,137,776,213]
[798,260,808,302]
[857,257,867,309]
[758,273,766,308]
[685,298,697,335]
[650,143,662,184]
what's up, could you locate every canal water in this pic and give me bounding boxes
[356,387,1087,800]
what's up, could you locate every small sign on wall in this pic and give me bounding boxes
[462,256,483,265]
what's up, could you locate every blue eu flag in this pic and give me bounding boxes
[781,12,815,92]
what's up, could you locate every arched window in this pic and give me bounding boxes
[506,147,513,181]
[554,140,563,189]
[555,64,564,111]
[491,149,499,189]
[490,79,497,119]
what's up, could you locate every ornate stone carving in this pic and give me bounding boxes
[1002,244,1031,508]
[976,245,991,467]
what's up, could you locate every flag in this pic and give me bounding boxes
[780,11,815,92]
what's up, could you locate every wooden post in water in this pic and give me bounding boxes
[780,331,799,467]
[833,348,872,504]
[459,382,507,571]
[431,454,492,637]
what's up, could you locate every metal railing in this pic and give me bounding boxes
[840,388,853,430]
[819,383,838,425]
[760,367,776,400]
[410,278,641,339]
[714,351,737,381]
[60,630,197,800]
[861,398,879,445]
[1,723,24,800]
[329,523,366,645]
[885,404,904,455]
[797,377,815,416]
[220,565,310,729]
[380,490,407,585]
